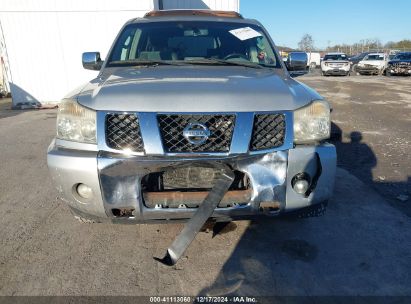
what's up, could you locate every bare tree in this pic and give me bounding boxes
[298,34,315,52]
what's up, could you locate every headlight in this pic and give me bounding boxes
[293,100,331,144]
[57,100,96,144]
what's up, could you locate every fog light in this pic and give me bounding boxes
[76,183,93,199]
[293,179,310,194]
[291,173,311,195]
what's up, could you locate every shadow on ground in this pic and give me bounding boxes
[197,123,410,297]
[331,123,410,217]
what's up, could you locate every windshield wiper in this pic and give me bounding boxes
[183,58,265,69]
[108,60,186,67]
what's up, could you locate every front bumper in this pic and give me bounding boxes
[356,66,382,74]
[387,65,411,75]
[47,141,336,223]
[322,67,349,76]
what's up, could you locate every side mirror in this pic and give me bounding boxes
[286,52,308,77]
[82,52,103,71]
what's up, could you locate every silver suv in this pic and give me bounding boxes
[47,10,336,226]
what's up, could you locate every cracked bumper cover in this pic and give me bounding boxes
[47,141,336,223]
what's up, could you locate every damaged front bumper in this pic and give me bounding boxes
[387,64,411,75]
[47,141,336,223]
[356,65,382,75]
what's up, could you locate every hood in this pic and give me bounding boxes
[359,60,385,66]
[74,66,321,112]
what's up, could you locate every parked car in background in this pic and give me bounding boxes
[321,53,350,76]
[386,52,411,76]
[307,52,321,69]
[349,51,371,64]
[349,51,371,72]
[356,53,387,75]
[388,50,400,61]
[286,51,309,76]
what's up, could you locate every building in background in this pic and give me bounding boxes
[0,0,239,108]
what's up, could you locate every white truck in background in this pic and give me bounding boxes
[307,52,321,69]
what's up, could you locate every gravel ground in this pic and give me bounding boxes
[0,75,410,297]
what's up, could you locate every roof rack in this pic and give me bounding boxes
[144,10,243,19]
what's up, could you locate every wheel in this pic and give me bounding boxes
[69,207,101,224]
[351,64,357,73]
[386,70,391,77]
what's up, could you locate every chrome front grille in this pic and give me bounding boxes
[105,114,144,152]
[249,114,286,151]
[103,112,290,154]
[393,62,410,67]
[157,114,235,153]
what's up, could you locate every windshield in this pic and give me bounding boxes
[323,54,348,61]
[365,55,384,61]
[107,21,281,68]
[394,53,411,60]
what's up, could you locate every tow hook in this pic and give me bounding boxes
[154,166,234,266]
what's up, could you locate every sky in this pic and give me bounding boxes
[240,0,411,49]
